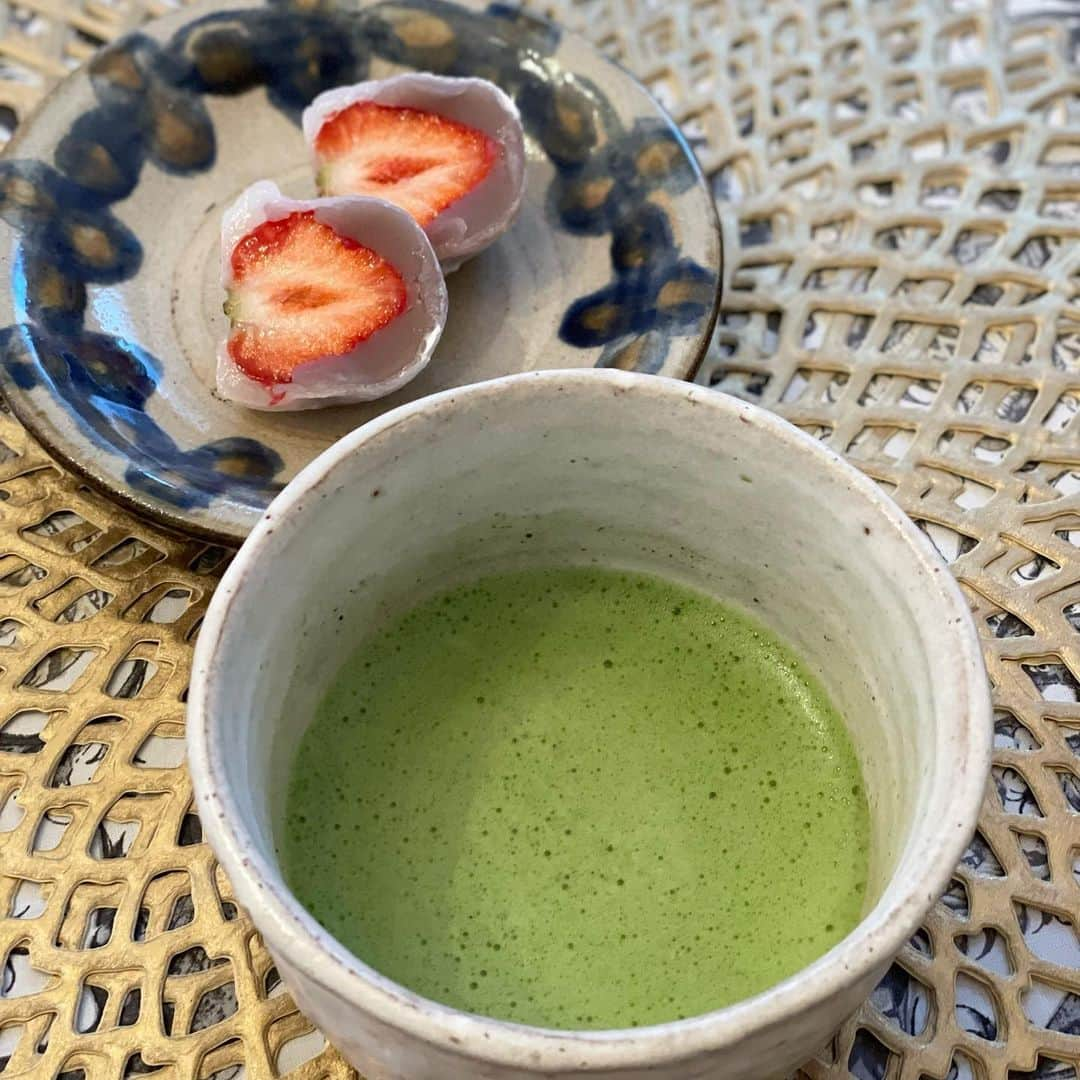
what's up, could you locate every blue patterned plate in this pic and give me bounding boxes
[0,0,721,540]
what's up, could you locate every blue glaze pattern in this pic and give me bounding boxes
[368,3,716,371]
[0,0,717,518]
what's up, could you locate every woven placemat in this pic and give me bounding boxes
[1,0,1079,1077]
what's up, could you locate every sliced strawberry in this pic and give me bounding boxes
[314,101,498,226]
[225,211,406,385]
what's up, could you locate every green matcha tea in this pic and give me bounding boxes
[281,568,870,1029]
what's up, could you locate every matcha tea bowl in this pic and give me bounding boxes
[187,369,992,1080]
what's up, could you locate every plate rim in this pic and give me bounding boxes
[0,0,723,543]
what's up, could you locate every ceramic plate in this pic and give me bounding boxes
[0,0,721,540]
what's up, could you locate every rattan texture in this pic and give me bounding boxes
[1,0,1079,1077]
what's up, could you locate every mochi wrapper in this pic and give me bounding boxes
[218,180,447,411]
[303,74,526,271]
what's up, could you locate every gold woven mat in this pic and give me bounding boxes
[2,0,1079,1077]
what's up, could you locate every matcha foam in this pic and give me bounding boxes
[281,567,869,1029]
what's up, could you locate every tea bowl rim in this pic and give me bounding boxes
[187,367,992,1072]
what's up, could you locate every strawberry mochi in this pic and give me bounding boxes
[303,74,526,270]
[218,181,447,411]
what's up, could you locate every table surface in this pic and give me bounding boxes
[0,0,1079,1078]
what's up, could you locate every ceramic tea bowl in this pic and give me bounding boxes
[188,369,991,1079]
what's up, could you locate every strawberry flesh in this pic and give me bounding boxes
[226,211,407,385]
[314,101,498,226]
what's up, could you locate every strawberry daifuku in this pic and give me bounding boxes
[303,74,526,270]
[226,213,406,383]
[218,181,447,411]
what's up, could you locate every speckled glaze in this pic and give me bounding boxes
[187,370,992,1080]
[0,0,721,540]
